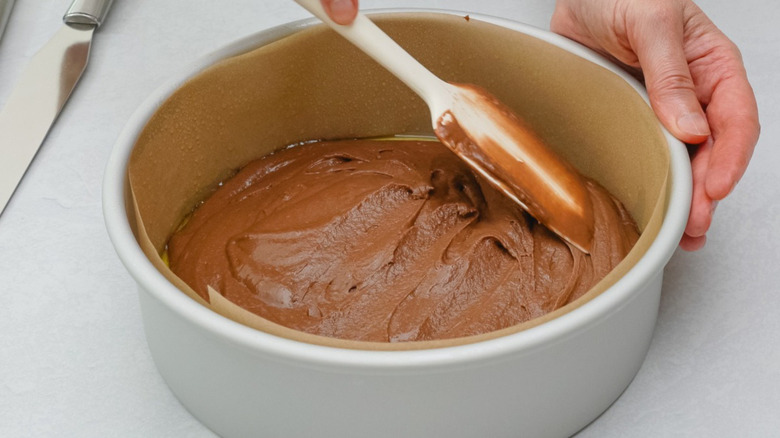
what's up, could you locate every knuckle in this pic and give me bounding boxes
[640,1,683,24]
[653,70,696,95]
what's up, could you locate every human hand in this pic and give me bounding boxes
[319,0,760,250]
[320,0,358,24]
[551,0,760,250]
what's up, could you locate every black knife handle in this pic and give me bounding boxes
[64,0,114,28]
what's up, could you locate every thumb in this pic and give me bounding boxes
[321,0,358,25]
[630,11,710,144]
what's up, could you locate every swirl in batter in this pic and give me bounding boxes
[168,140,638,342]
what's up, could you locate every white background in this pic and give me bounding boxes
[0,0,778,436]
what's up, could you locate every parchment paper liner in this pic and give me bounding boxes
[127,13,670,351]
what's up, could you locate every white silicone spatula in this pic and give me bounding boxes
[293,0,595,253]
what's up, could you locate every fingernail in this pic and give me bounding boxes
[676,112,711,137]
[329,0,353,17]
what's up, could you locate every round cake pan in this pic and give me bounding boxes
[104,10,691,438]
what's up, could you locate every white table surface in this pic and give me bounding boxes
[1,0,778,436]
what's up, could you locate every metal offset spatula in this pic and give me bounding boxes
[293,0,595,253]
[0,0,14,42]
[0,0,114,216]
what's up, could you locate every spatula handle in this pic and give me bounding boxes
[292,0,449,112]
[64,0,114,27]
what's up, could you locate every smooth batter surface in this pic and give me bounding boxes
[168,140,639,342]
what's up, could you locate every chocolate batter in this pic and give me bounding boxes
[168,140,639,342]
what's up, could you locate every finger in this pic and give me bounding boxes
[629,5,711,145]
[703,63,760,200]
[685,140,716,240]
[680,233,706,251]
[550,2,595,47]
[706,114,759,200]
[321,0,358,25]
